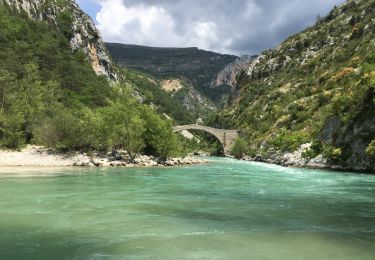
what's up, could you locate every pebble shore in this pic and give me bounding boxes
[0,145,208,168]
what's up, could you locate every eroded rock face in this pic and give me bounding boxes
[211,55,255,89]
[1,0,117,81]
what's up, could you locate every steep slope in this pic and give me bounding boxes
[216,0,375,171]
[0,0,111,107]
[0,0,200,124]
[1,0,117,80]
[106,43,238,102]
[121,69,202,124]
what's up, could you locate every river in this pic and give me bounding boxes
[0,157,374,259]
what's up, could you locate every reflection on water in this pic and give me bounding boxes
[0,158,374,259]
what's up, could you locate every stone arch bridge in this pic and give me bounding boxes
[173,124,240,155]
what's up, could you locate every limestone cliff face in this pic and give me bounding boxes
[1,0,117,80]
[211,55,255,90]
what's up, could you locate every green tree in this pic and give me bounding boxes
[142,107,179,160]
[0,64,60,148]
[99,100,145,158]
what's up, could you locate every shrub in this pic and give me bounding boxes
[302,141,323,160]
[322,144,342,162]
[98,98,145,158]
[366,140,375,159]
[230,138,248,159]
[32,107,84,151]
[365,52,375,64]
[56,11,74,40]
[350,25,364,39]
[334,49,353,63]
[269,130,309,152]
[142,107,180,160]
[0,114,25,149]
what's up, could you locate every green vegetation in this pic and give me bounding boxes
[366,139,375,159]
[121,69,194,124]
[322,145,342,163]
[56,10,74,40]
[0,5,110,107]
[230,138,248,159]
[215,0,375,169]
[0,4,190,159]
[268,131,309,153]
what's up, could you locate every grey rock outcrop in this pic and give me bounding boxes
[211,55,255,89]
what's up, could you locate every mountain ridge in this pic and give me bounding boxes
[106,42,254,122]
[106,42,248,105]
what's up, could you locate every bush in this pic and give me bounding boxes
[0,63,60,148]
[142,107,180,160]
[334,49,353,63]
[230,138,248,159]
[56,11,74,40]
[302,141,322,160]
[322,144,342,162]
[32,107,86,151]
[366,140,375,159]
[0,114,25,149]
[269,130,309,152]
[98,95,145,158]
[365,52,375,64]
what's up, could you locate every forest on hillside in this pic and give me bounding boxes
[0,5,197,159]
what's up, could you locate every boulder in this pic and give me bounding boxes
[149,160,158,167]
[133,158,142,164]
[91,158,110,167]
[110,161,123,167]
[165,160,175,166]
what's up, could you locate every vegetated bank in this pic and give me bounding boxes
[216,0,375,172]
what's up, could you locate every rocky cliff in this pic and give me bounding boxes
[211,55,255,90]
[1,0,117,80]
[216,0,375,172]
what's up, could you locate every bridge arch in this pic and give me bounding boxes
[172,124,239,156]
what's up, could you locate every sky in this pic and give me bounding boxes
[76,0,345,55]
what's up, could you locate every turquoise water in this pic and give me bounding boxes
[0,157,374,260]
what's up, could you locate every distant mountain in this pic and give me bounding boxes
[106,43,241,103]
[215,0,375,171]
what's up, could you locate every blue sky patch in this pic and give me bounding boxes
[76,0,100,23]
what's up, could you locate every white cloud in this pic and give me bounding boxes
[96,0,221,52]
[93,0,344,55]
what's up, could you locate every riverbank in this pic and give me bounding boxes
[240,144,375,173]
[0,145,207,168]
